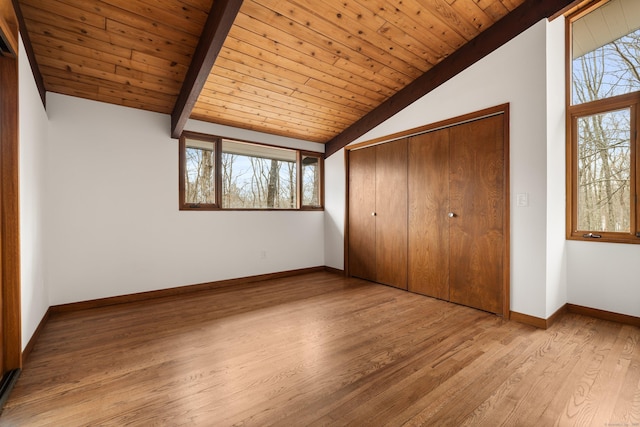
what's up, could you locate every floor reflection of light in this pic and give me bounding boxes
[164,298,337,422]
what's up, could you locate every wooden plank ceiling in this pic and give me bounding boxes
[18,0,529,143]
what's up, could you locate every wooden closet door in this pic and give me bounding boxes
[375,139,408,289]
[449,115,504,314]
[348,147,377,281]
[408,130,450,299]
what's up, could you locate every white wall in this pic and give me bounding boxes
[545,18,568,317]
[19,37,50,349]
[324,149,345,270]
[567,242,640,317]
[325,20,557,319]
[45,94,325,305]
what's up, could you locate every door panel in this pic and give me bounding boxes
[449,115,504,314]
[0,39,22,391]
[375,139,408,289]
[348,147,377,281]
[408,130,450,299]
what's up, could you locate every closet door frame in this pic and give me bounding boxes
[345,104,510,317]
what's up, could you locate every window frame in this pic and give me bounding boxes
[179,132,221,210]
[299,151,325,210]
[179,131,324,211]
[566,3,640,244]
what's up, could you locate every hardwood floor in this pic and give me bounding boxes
[1,272,639,426]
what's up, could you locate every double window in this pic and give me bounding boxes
[179,132,323,210]
[567,0,640,243]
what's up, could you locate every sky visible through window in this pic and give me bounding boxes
[572,28,640,104]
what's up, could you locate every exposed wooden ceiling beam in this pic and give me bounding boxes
[324,0,580,158]
[171,0,243,139]
[11,0,45,107]
[1,0,18,57]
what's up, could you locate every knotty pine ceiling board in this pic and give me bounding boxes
[19,0,213,114]
[192,0,525,142]
[18,0,526,142]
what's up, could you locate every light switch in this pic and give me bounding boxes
[516,193,529,207]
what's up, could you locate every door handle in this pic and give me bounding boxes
[371,212,376,216]
[448,212,456,218]
[582,232,601,238]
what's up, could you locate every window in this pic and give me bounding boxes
[221,139,297,209]
[301,155,322,208]
[567,0,640,243]
[183,136,217,208]
[179,132,323,210]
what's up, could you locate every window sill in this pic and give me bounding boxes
[567,233,640,245]
[180,207,324,212]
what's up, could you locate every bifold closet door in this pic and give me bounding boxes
[348,147,377,282]
[375,139,408,289]
[449,114,504,314]
[348,140,408,289]
[408,130,450,299]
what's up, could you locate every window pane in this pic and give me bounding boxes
[576,108,631,232]
[302,155,321,207]
[572,2,640,105]
[185,139,215,205]
[221,140,297,209]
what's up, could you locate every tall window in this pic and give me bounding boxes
[301,155,322,208]
[179,132,323,210]
[567,0,640,243]
[184,137,217,208]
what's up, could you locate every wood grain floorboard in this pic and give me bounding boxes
[1,272,638,426]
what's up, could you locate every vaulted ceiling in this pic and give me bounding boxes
[14,0,585,155]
